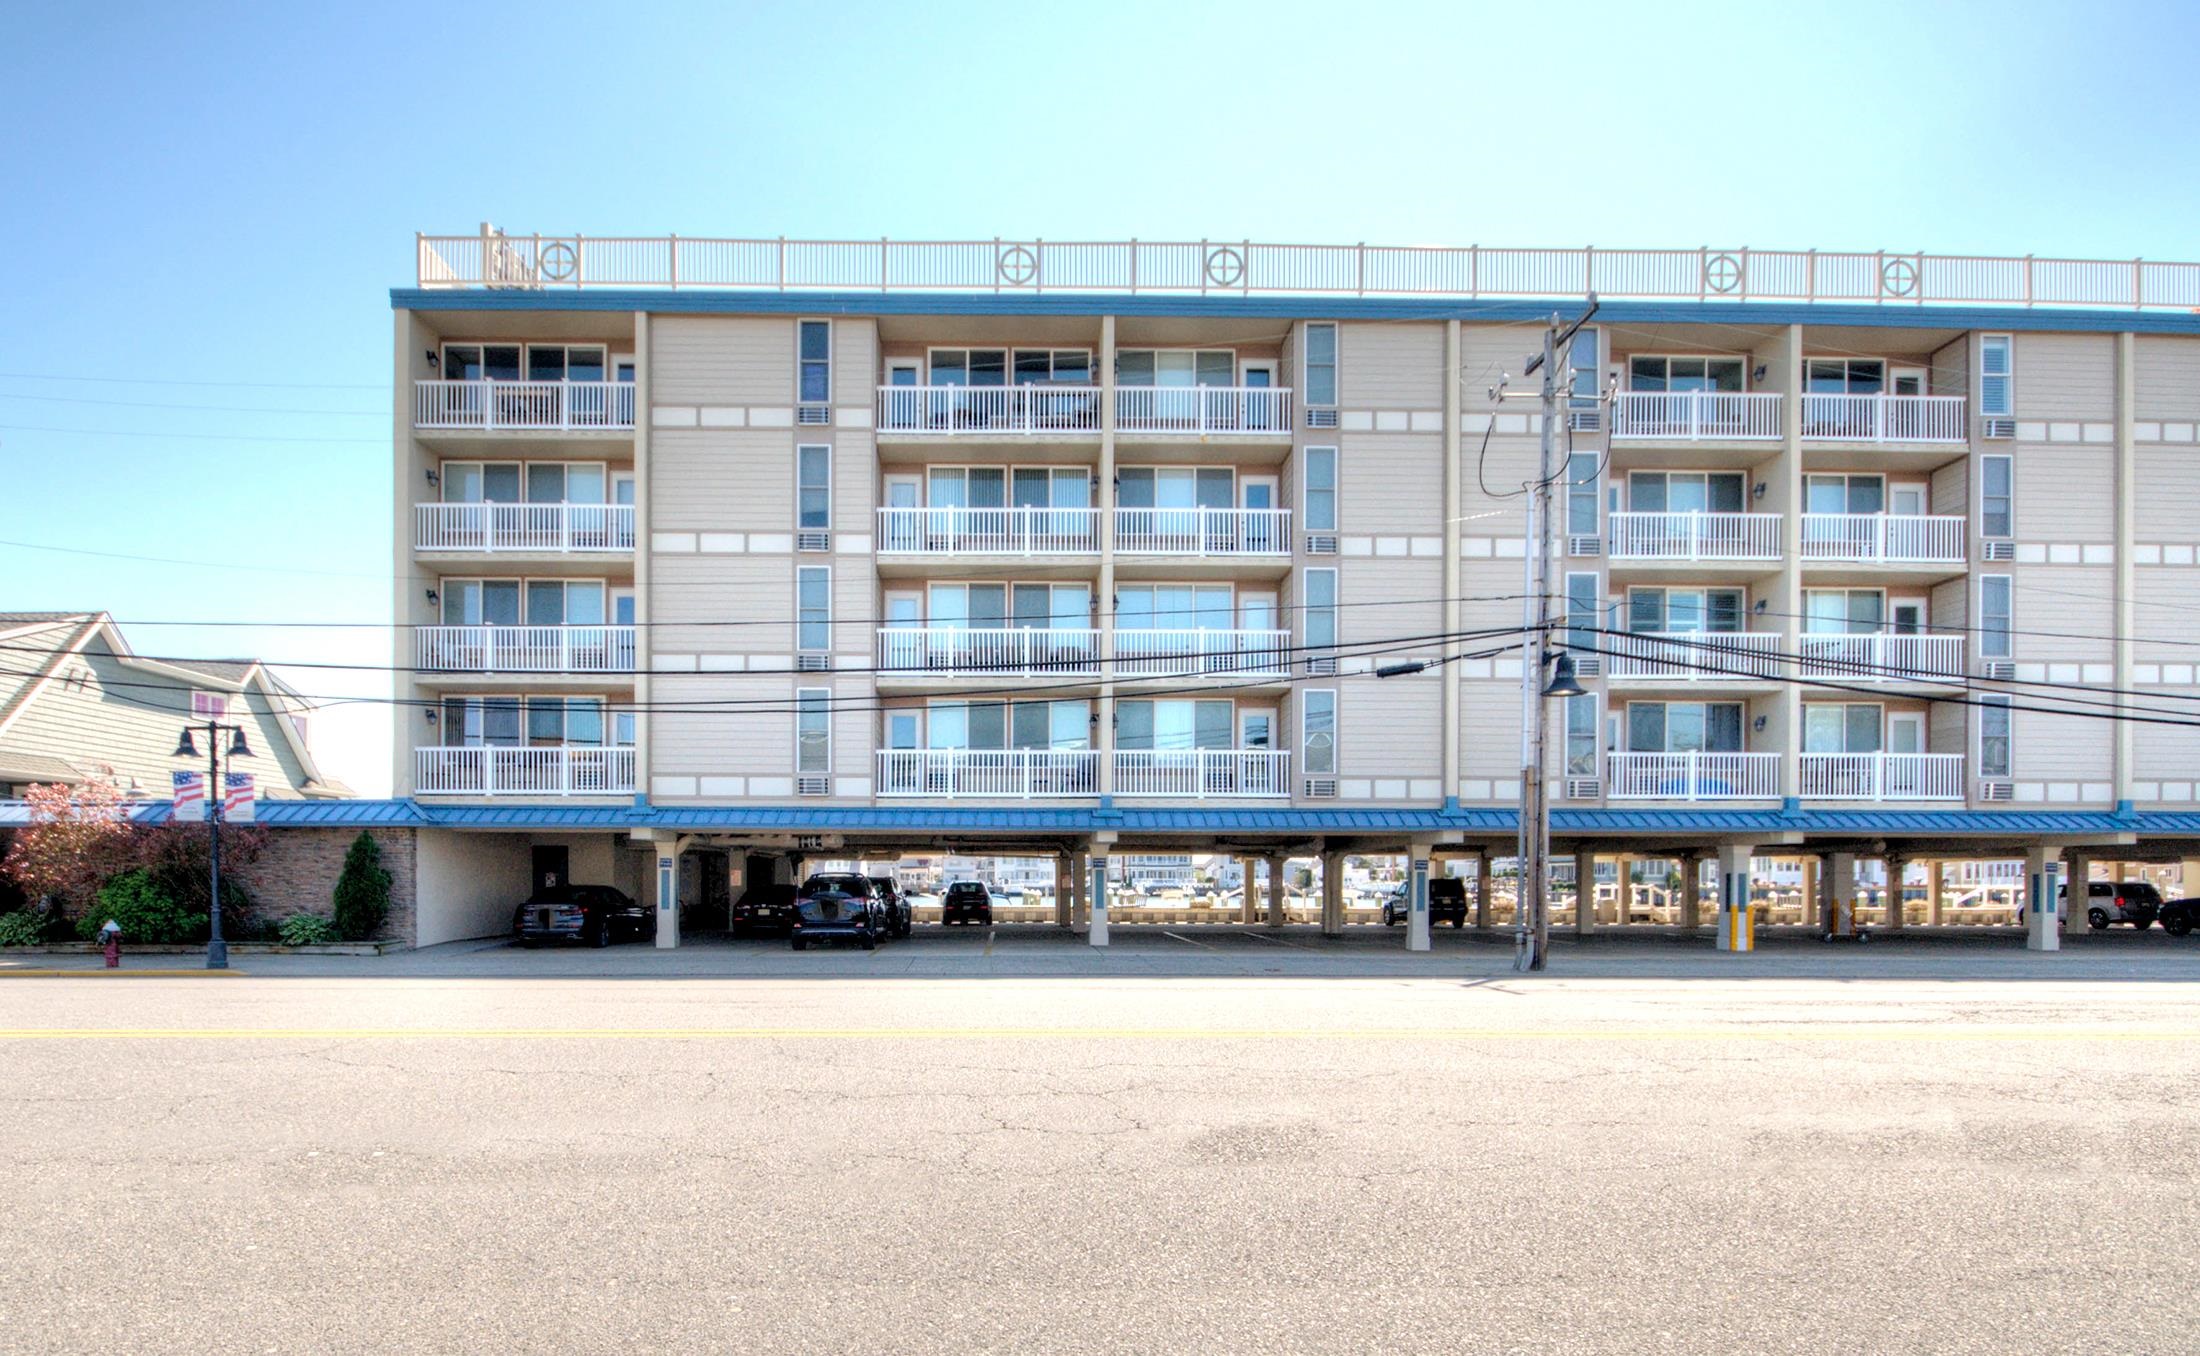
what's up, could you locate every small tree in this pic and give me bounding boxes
[1,776,133,917]
[331,832,392,941]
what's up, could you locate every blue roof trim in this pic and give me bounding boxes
[389,288,2200,336]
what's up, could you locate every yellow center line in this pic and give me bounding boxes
[0,1026,2187,1042]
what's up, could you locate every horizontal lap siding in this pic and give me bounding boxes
[1341,558,1443,655]
[2013,445,2112,540]
[1342,433,1443,533]
[1930,337,1969,398]
[2133,569,2200,663]
[834,435,877,531]
[1930,460,1968,519]
[832,321,877,408]
[2005,565,2112,664]
[1459,680,1522,780]
[2135,450,2200,540]
[1928,701,1965,757]
[2135,336,2200,421]
[2133,688,2200,780]
[1341,322,1444,408]
[2013,705,2111,783]
[2016,334,2114,421]
[651,555,794,654]
[653,316,793,406]
[651,674,797,776]
[1339,677,1442,780]
[653,430,796,532]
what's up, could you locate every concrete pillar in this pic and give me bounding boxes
[1715,844,1754,952]
[1239,857,1259,925]
[1069,853,1087,928]
[1800,856,1820,929]
[1266,857,1287,928]
[1926,860,1944,927]
[1572,846,1596,938]
[2182,857,2200,904]
[1054,855,1072,928]
[1319,850,1344,937]
[1883,856,1908,932]
[653,845,681,949]
[1678,853,1702,930]
[1088,852,1110,947]
[1406,843,1433,952]
[1475,853,1492,930]
[2062,852,2093,939]
[1826,852,1858,939]
[2025,844,2062,951]
[1614,858,1632,927]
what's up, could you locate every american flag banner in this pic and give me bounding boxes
[171,771,207,823]
[222,774,256,823]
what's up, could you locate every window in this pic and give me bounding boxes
[1804,703,1884,754]
[1116,349,1235,387]
[1565,573,1600,651]
[613,709,638,747]
[1117,699,1234,752]
[1979,335,2014,417]
[1115,584,1232,631]
[796,689,830,774]
[1567,327,1600,407]
[1803,359,1887,394]
[929,348,1007,386]
[1303,447,1338,532]
[1565,693,1598,776]
[797,445,831,529]
[1981,455,2014,538]
[1978,696,2012,777]
[1304,323,1338,407]
[1626,471,1745,513]
[1012,349,1092,384]
[441,344,521,381]
[1566,451,1600,534]
[1803,474,1886,515]
[1303,690,1337,774]
[797,567,831,654]
[1304,568,1338,657]
[1628,356,1745,393]
[1803,589,1885,635]
[926,700,1088,749]
[1628,588,1743,634]
[441,695,600,747]
[1979,575,2013,659]
[798,321,831,404]
[190,691,228,718]
[1625,701,1744,753]
[1117,466,1234,510]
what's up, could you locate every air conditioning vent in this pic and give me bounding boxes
[1305,534,1338,555]
[1303,777,1338,799]
[1567,409,1602,433]
[1568,655,1601,678]
[1982,660,2016,681]
[797,405,830,426]
[1983,539,2016,561]
[1304,657,1338,677]
[1983,417,2016,440]
[1564,777,1602,800]
[1305,408,1339,430]
[796,653,832,673]
[1979,780,2014,802]
[1567,535,1602,557]
[796,775,830,797]
[796,530,830,552]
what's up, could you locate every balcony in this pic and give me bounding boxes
[1799,394,1965,443]
[1800,514,1965,564]
[1798,633,1966,683]
[414,746,636,796]
[1114,629,1292,678]
[413,380,635,431]
[1115,386,1293,436]
[875,507,1101,555]
[1611,392,1781,441]
[875,627,1100,678]
[876,749,1100,798]
[1114,750,1291,797]
[415,503,635,554]
[1799,753,1965,800]
[1113,508,1291,556]
[875,385,1101,436]
[1604,631,1784,681]
[1608,511,1782,561]
[1607,752,1781,800]
[416,625,638,674]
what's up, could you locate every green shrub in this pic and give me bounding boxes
[0,911,45,948]
[278,913,339,947]
[331,833,392,942]
[80,869,204,944]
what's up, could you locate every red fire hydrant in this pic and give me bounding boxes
[100,919,120,969]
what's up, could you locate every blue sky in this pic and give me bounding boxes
[3,0,2196,794]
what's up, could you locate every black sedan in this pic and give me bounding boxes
[2159,897,2200,937]
[791,873,884,951]
[513,885,650,948]
[732,882,798,936]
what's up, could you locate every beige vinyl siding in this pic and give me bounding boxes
[1929,457,1968,518]
[2012,706,2111,783]
[1340,433,1443,533]
[1337,678,1442,779]
[2134,336,2200,420]
[1929,336,1969,398]
[2006,566,2113,664]
[648,555,793,654]
[832,566,871,659]
[2133,689,2200,783]
[2014,333,2114,420]
[2012,446,2113,540]
[1340,322,1444,408]
[832,320,878,407]
[1928,700,1965,757]
[1929,578,1966,634]
[1341,557,1443,652]
[650,674,798,777]
[651,316,796,406]
[2132,569,2200,663]
[834,434,877,533]
[2135,450,2200,540]
[651,429,799,532]
[1458,680,1523,782]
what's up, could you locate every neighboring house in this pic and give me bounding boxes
[0,612,348,800]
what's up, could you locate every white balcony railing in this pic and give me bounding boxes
[1611,392,1782,440]
[876,627,1101,677]
[1114,750,1291,798]
[1115,386,1293,435]
[1607,752,1781,800]
[875,749,1100,798]
[415,503,636,553]
[1113,507,1292,555]
[1798,633,1967,683]
[875,385,1102,435]
[415,625,638,673]
[1799,753,1966,800]
[413,379,636,431]
[1799,514,1966,564]
[875,506,1101,555]
[1799,394,1966,443]
[1608,511,1782,560]
[1112,628,1292,677]
[414,746,636,796]
[1604,631,1785,681]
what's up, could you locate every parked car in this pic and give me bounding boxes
[1382,877,1469,928]
[791,873,884,951]
[941,880,994,927]
[731,882,797,936]
[2158,897,2200,937]
[2059,879,2162,930]
[513,884,650,948]
[867,876,913,939]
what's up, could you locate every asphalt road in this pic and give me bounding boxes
[3,959,2196,1354]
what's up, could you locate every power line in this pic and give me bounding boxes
[0,424,386,444]
[0,392,387,416]
[0,371,385,390]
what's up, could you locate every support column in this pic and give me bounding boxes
[1883,855,1908,932]
[1069,852,1087,929]
[2061,851,2093,939]
[1825,852,1858,939]
[1266,857,1287,928]
[1097,315,1117,803]
[1678,852,1702,930]
[1475,853,1493,930]
[1319,850,1344,937]
[1088,850,1111,947]
[2182,857,2200,906]
[1614,858,1632,928]
[1406,843,1433,951]
[1715,844,1754,952]
[1054,854,1071,928]
[653,844,681,949]
[1801,856,1821,930]
[1572,846,1596,938]
[2025,844,2062,952]
[1926,860,1944,927]
[1239,857,1258,924]
[1442,319,1463,806]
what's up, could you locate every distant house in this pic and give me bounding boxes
[0,612,348,800]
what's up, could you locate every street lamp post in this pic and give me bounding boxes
[174,721,251,970]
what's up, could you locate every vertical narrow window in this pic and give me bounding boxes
[797,567,831,654]
[1979,334,2013,417]
[1979,574,2013,658]
[1304,323,1338,408]
[1565,572,1599,652]
[1978,696,2012,778]
[1303,690,1337,775]
[1567,326,1600,407]
[1304,568,1338,662]
[1564,693,1598,776]
[1566,450,1599,535]
[796,688,830,774]
[798,320,831,405]
[797,444,832,529]
[1304,447,1338,532]
[1980,454,2013,539]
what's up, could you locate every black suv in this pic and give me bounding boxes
[2158,897,2200,937]
[791,873,884,951]
[513,885,650,948]
[1382,877,1469,928]
[941,880,994,927]
[868,876,913,938]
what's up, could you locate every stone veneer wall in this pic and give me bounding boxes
[236,827,418,944]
